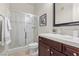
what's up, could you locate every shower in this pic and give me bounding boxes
[0,12,38,56]
[9,12,38,50]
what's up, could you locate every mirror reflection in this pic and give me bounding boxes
[54,3,79,26]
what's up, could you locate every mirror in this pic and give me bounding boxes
[53,3,79,26]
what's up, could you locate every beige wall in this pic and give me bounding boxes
[9,3,35,14]
[34,3,53,34]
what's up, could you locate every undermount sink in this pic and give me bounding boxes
[47,33,73,39]
[52,34,79,42]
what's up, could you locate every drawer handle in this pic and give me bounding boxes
[51,51,53,54]
[47,49,50,51]
[73,53,77,56]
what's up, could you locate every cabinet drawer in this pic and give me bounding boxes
[63,45,79,56]
[51,48,65,56]
[39,36,62,52]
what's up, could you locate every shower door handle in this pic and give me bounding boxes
[25,32,27,45]
[25,32,27,39]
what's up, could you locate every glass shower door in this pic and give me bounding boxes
[10,12,26,49]
[25,15,34,45]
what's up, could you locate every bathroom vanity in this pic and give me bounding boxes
[38,33,79,56]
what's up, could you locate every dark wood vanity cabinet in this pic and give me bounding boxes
[39,36,65,56]
[39,36,79,56]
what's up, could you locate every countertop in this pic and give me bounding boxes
[39,33,79,48]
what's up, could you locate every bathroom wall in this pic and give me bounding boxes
[34,3,53,34]
[9,3,35,14]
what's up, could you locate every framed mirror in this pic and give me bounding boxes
[53,3,79,26]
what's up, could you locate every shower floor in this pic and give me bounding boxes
[8,49,31,56]
[7,46,38,56]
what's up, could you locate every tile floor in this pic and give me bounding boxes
[8,50,30,56]
[8,49,38,56]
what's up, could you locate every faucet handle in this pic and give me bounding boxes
[52,29,57,33]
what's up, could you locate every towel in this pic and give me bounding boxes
[5,17,12,45]
[2,17,12,46]
[1,16,4,46]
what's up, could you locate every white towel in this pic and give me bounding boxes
[5,17,12,45]
[2,17,12,46]
[1,16,5,46]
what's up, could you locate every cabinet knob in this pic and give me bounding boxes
[51,51,53,54]
[47,49,50,51]
[73,53,77,56]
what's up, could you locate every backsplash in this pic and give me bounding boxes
[54,26,79,37]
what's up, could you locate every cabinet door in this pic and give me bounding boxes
[51,48,65,56]
[39,42,50,56]
[63,45,79,56]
